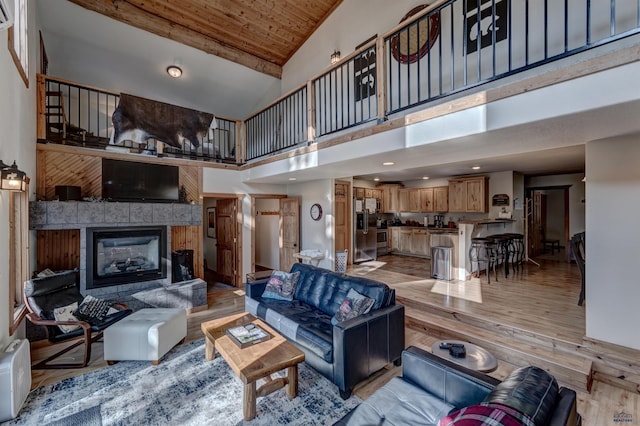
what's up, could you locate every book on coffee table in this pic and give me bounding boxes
[225,323,271,348]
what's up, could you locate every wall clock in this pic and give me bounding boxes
[390,5,440,64]
[310,203,323,221]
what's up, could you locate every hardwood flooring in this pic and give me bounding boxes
[28,257,638,425]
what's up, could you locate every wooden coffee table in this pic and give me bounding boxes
[201,312,305,420]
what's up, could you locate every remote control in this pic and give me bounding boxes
[439,342,452,349]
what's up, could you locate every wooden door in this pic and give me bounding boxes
[335,181,351,263]
[280,198,300,271]
[529,191,545,257]
[216,198,237,286]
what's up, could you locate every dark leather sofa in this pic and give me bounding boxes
[245,263,405,399]
[335,346,582,426]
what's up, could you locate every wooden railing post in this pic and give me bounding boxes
[376,37,386,121]
[307,80,316,143]
[36,74,47,140]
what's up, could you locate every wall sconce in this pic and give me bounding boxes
[0,160,28,192]
[330,50,341,65]
[166,65,183,78]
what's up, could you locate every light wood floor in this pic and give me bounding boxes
[29,259,637,426]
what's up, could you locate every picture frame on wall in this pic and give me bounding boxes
[207,207,216,238]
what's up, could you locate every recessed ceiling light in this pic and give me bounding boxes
[288,177,296,181]
[383,162,395,166]
[471,166,481,170]
[166,65,183,78]
[373,178,380,181]
[422,176,429,180]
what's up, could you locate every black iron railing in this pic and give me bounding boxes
[42,77,238,163]
[244,85,308,161]
[313,41,379,137]
[384,0,640,115]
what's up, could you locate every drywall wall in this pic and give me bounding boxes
[585,134,640,350]
[0,0,37,347]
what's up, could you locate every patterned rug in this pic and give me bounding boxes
[4,339,361,426]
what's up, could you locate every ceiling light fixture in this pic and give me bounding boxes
[471,166,481,170]
[383,162,395,166]
[166,65,183,78]
[330,50,341,65]
[374,178,380,181]
[288,177,297,181]
[422,176,430,180]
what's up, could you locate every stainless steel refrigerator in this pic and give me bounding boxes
[354,198,377,263]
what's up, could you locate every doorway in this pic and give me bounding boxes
[250,195,300,277]
[527,186,571,261]
[202,194,242,288]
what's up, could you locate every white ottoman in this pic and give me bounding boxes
[104,308,187,365]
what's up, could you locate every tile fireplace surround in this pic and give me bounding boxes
[29,201,203,310]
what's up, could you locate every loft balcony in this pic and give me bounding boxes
[36,0,640,169]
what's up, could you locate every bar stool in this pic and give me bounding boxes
[469,238,498,283]
[503,233,524,270]
[486,234,511,278]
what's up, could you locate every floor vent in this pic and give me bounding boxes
[0,339,31,421]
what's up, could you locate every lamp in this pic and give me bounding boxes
[166,65,182,78]
[330,50,341,65]
[0,160,27,192]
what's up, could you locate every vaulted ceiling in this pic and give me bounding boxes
[67,0,344,78]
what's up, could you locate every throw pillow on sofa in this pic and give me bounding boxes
[262,270,300,301]
[438,403,535,426]
[331,288,375,324]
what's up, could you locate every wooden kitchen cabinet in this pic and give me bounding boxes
[434,186,449,212]
[412,228,430,256]
[398,229,413,253]
[420,188,434,212]
[398,188,421,212]
[371,188,382,200]
[389,228,399,251]
[448,176,488,213]
[354,187,365,198]
[398,189,409,212]
[378,184,402,213]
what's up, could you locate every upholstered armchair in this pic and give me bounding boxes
[23,269,132,369]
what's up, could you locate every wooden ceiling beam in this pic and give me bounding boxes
[68,0,282,79]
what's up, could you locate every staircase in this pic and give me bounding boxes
[45,91,90,144]
[400,296,594,393]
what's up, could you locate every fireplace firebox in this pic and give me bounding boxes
[86,226,167,289]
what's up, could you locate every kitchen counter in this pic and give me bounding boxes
[457,218,515,225]
[388,225,458,234]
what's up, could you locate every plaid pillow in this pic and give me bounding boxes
[438,403,535,426]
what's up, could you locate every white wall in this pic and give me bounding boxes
[287,179,335,270]
[0,1,38,348]
[586,135,640,350]
[255,199,280,269]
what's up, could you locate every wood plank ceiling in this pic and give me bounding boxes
[67,0,343,79]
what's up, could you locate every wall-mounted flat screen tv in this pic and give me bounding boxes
[102,158,179,202]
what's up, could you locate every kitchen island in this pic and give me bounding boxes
[388,226,460,276]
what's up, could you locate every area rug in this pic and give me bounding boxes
[4,339,361,426]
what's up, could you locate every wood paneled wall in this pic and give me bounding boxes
[36,230,80,272]
[172,226,204,278]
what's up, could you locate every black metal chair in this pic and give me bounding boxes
[24,269,132,369]
[570,232,586,306]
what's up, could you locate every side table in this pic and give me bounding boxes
[431,340,498,373]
